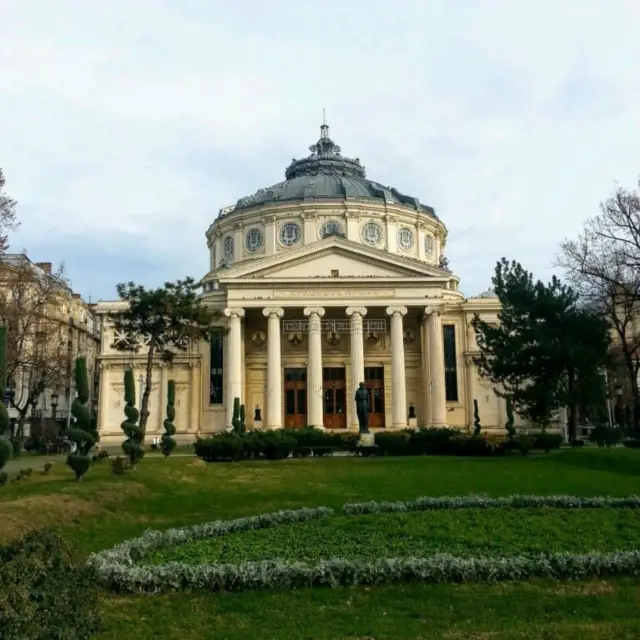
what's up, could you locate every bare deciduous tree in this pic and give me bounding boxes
[558,181,640,435]
[0,255,71,441]
[0,169,20,254]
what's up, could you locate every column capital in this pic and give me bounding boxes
[262,307,284,318]
[303,307,326,318]
[386,306,407,317]
[423,304,443,317]
[224,307,245,318]
[346,306,367,317]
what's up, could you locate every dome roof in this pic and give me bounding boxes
[220,124,436,218]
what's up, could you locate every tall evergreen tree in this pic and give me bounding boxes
[110,278,214,449]
[472,258,610,440]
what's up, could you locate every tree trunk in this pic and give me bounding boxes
[138,345,155,437]
[567,371,578,443]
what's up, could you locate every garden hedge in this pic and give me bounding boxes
[194,427,563,462]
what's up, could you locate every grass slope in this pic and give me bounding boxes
[2,448,640,638]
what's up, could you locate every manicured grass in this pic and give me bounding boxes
[148,508,640,565]
[3,447,640,638]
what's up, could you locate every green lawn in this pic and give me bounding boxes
[3,447,640,639]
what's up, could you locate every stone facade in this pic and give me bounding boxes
[95,124,524,443]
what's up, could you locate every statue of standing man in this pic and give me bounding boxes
[354,382,370,433]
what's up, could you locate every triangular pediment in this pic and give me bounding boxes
[217,237,451,281]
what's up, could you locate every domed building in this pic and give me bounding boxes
[95,124,511,442]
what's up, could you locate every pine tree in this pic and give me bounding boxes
[161,379,177,458]
[472,258,610,439]
[66,356,94,481]
[121,368,143,467]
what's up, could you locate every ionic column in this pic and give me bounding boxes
[346,306,367,430]
[420,313,431,425]
[386,306,408,428]
[263,307,284,429]
[303,307,325,428]
[224,307,245,427]
[465,355,476,429]
[425,306,447,426]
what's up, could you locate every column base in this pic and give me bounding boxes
[391,422,409,429]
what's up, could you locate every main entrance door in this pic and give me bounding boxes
[284,368,307,428]
[323,367,347,429]
[365,366,385,428]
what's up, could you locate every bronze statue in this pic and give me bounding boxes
[354,382,370,433]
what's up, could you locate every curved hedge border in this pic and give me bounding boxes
[89,496,640,594]
[343,494,640,515]
[92,551,640,594]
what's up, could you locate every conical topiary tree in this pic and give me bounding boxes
[0,326,13,472]
[473,399,482,436]
[121,368,144,467]
[231,397,245,433]
[66,356,95,481]
[161,379,177,458]
[505,397,516,438]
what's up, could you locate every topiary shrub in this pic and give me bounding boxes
[121,368,144,467]
[473,399,481,436]
[66,356,95,481]
[622,439,640,448]
[0,528,101,639]
[259,430,295,460]
[0,326,12,472]
[43,462,53,475]
[505,398,516,439]
[0,471,7,488]
[513,434,535,456]
[409,427,457,455]
[231,397,245,433]
[161,379,177,458]
[375,431,412,456]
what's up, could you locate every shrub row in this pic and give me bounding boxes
[194,428,359,462]
[623,439,640,448]
[343,494,640,515]
[193,427,563,462]
[92,550,640,594]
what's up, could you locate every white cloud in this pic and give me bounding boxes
[1,0,639,298]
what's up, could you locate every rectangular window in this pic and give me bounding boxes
[443,325,458,402]
[209,327,224,405]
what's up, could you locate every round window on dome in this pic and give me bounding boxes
[319,220,345,239]
[245,227,264,253]
[223,235,234,258]
[397,227,414,251]
[361,222,382,247]
[279,222,301,247]
[424,234,434,256]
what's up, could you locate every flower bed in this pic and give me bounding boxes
[88,494,640,594]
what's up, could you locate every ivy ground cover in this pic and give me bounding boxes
[147,508,640,566]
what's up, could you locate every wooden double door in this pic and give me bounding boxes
[323,367,347,429]
[283,365,385,429]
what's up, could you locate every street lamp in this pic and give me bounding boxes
[51,392,59,419]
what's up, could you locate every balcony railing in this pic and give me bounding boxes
[283,319,387,334]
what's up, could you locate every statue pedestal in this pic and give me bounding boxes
[358,433,375,447]
[252,420,263,430]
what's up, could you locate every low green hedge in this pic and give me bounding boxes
[194,427,564,463]
[623,439,640,448]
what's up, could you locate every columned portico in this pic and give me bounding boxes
[346,306,367,430]
[425,306,447,426]
[263,307,284,428]
[386,306,408,428]
[303,307,325,428]
[224,307,245,426]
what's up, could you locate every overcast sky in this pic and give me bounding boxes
[1,0,639,301]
